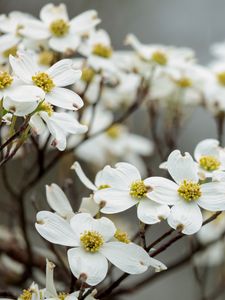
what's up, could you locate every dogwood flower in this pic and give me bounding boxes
[20,3,100,53]
[36,212,166,285]
[9,50,84,111]
[94,162,170,224]
[146,150,225,234]
[194,139,225,179]
[18,282,44,300]
[30,110,87,151]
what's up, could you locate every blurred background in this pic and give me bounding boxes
[1,0,225,299]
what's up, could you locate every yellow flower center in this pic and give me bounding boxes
[114,229,130,244]
[38,101,53,116]
[178,180,202,202]
[80,230,104,252]
[175,77,192,88]
[199,155,221,171]
[58,292,69,300]
[19,290,32,300]
[32,72,55,93]
[3,45,18,58]
[92,43,112,58]
[130,180,148,199]
[49,19,70,37]
[98,184,111,190]
[81,67,95,82]
[0,72,13,89]
[217,72,225,86]
[38,50,57,67]
[151,51,168,65]
[106,125,121,139]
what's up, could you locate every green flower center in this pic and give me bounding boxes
[217,72,225,86]
[3,45,18,58]
[50,19,70,37]
[114,229,130,244]
[80,230,104,252]
[98,184,111,190]
[106,125,121,139]
[130,180,148,199]
[19,290,32,300]
[81,67,95,82]
[92,43,112,58]
[0,72,13,89]
[199,155,221,171]
[58,293,69,300]
[178,180,201,202]
[151,51,168,65]
[38,50,57,66]
[175,77,192,88]
[38,101,53,116]
[32,72,55,93]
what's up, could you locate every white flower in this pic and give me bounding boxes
[0,11,34,62]
[194,139,225,179]
[36,212,166,285]
[20,4,100,53]
[146,150,225,235]
[94,162,170,224]
[125,34,194,69]
[0,71,45,116]
[9,50,84,111]
[30,111,87,151]
[18,282,44,300]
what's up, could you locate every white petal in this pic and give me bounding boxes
[0,33,20,52]
[144,177,179,205]
[29,114,46,135]
[6,85,45,102]
[49,35,80,53]
[35,211,78,246]
[198,182,225,211]
[94,189,136,214]
[115,162,141,182]
[137,200,170,224]
[9,51,38,83]
[45,260,58,298]
[3,96,38,116]
[46,87,83,110]
[68,247,108,285]
[194,139,219,161]
[101,242,162,274]
[46,184,74,218]
[71,161,97,191]
[20,19,50,39]
[70,213,116,242]
[167,202,203,235]
[47,59,82,86]
[70,10,100,34]
[167,150,199,184]
[79,196,99,217]
[40,3,68,24]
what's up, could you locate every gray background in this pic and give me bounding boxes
[1,0,225,299]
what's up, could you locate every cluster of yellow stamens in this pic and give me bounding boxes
[130,180,148,199]
[178,180,202,202]
[81,67,95,82]
[32,72,55,93]
[98,184,111,190]
[92,43,112,58]
[217,71,225,86]
[199,155,221,171]
[58,292,69,300]
[3,45,18,58]
[38,101,54,116]
[38,50,57,66]
[151,51,168,65]
[106,125,121,139]
[80,230,104,252]
[114,229,130,244]
[175,77,192,88]
[49,19,70,37]
[19,289,32,300]
[0,71,13,89]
